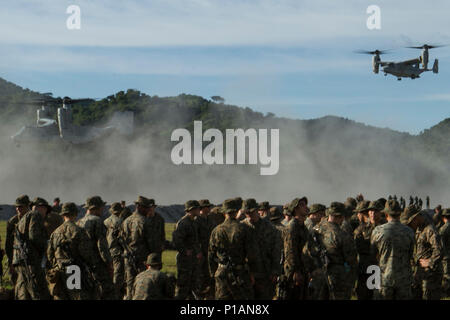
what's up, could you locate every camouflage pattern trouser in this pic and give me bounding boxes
[196,254,213,299]
[124,258,146,300]
[375,286,412,300]
[47,267,93,300]
[253,274,275,300]
[327,265,355,300]
[175,252,198,300]
[92,263,116,300]
[442,259,450,297]
[413,266,443,300]
[355,271,373,300]
[307,270,328,300]
[14,264,51,300]
[214,266,254,300]
[112,255,125,299]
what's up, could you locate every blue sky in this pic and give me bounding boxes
[1,0,450,134]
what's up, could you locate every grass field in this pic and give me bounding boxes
[0,221,178,290]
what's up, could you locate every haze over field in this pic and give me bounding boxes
[0,83,448,207]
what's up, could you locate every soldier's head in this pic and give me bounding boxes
[185,200,201,218]
[120,200,126,208]
[15,195,31,216]
[354,200,370,223]
[327,202,346,225]
[442,209,450,223]
[134,196,155,216]
[53,197,60,207]
[289,197,309,223]
[199,199,213,216]
[383,199,402,222]
[269,206,284,224]
[435,205,442,215]
[84,196,106,216]
[257,201,270,218]
[308,204,326,225]
[242,199,259,224]
[401,205,424,230]
[109,202,123,217]
[145,253,163,270]
[146,198,157,217]
[31,197,52,217]
[222,198,241,218]
[367,200,383,225]
[60,202,78,221]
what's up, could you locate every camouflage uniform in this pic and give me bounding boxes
[242,199,281,299]
[207,207,225,232]
[315,202,357,300]
[208,199,261,300]
[6,195,30,286]
[13,198,51,300]
[413,221,443,300]
[371,201,415,300]
[121,196,158,300]
[132,254,175,300]
[77,196,115,300]
[47,203,97,300]
[440,209,450,296]
[44,212,64,239]
[104,202,125,298]
[281,197,311,300]
[353,200,373,300]
[148,212,166,254]
[172,200,202,300]
[195,199,215,298]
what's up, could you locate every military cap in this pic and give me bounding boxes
[367,200,383,212]
[345,197,357,209]
[242,198,258,212]
[269,206,284,221]
[146,253,162,267]
[222,198,241,214]
[383,199,402,216]
[109,202,123,215]
[198,199,214,208]
[258,201,270,210]
[15,195,31,207]
[134,196,155,208]
[354,200,371,213]
[442,208,450,217]
[309,203,326,215]
[400,204,422,224]
[31,197,52,212]
[185,200,200,212]
[210,206,222,215]
[60,202,78,216]
[327,202,346,216]
[54,197,60,202]
[287,197,308,214]
[377,198,387,208]
[84,196,106,210]
[233,197,243,207]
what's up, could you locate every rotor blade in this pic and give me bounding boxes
[406,44,447,49]
[354,49,390,55]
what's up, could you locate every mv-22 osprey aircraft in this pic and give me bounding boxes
[356,44,443,80]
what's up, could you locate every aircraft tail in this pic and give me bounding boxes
[433,59,438,74]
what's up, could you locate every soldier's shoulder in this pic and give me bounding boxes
[7,214,19,225]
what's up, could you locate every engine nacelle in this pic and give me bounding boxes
[422,48,429,69]
[372,55,380,74]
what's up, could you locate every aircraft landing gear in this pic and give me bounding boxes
[397,77,401,81]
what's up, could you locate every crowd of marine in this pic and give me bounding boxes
[1,193,449,300]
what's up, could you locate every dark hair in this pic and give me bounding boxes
[54,197,60,202]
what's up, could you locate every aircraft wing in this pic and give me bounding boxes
[397,58,421,66]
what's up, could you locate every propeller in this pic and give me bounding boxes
[354,49,390,55]
[406,44,447,49]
